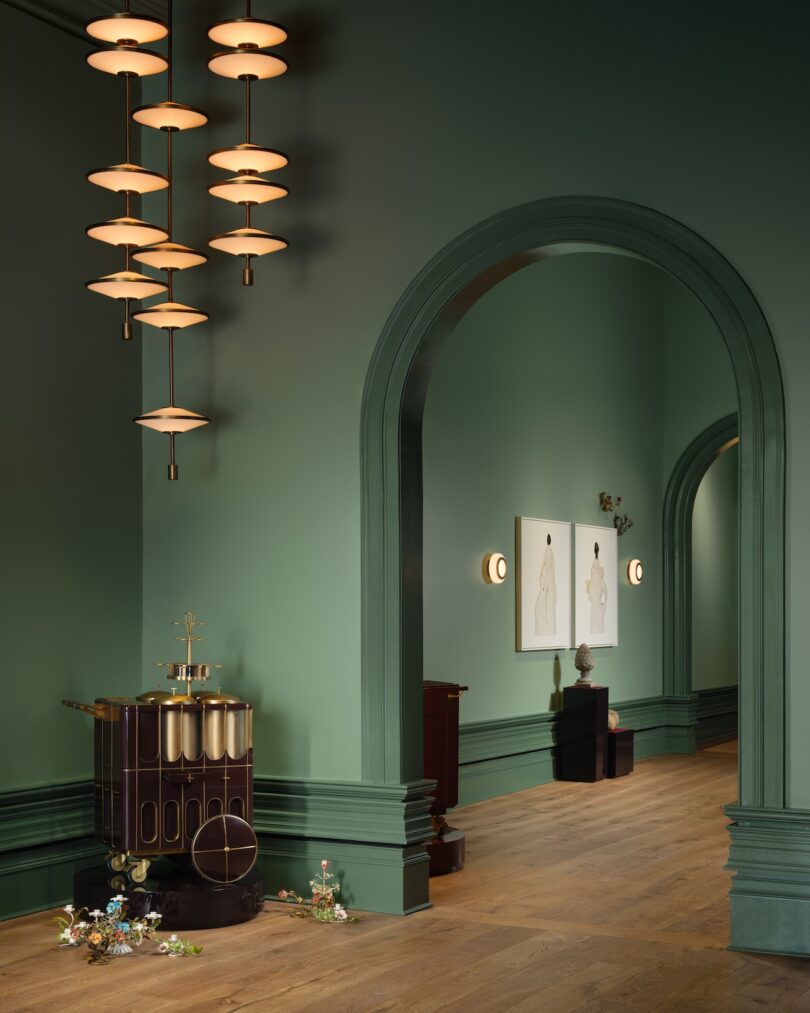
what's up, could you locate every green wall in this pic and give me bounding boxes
[0,5,142,790]
[692,444,739,691]
[135,0,808,790]
[422,253,735,722]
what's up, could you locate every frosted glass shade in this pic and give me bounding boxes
[208,144,287,174]
[86,46,169,77]
[208,175,288,205]
[86,216,169,248]
[208,50,287,80]
[86,13,168,45]
[209,227,288,257]
[133,242,208,271]
[133,301,209,329]
[86,162,168,194]
[207,17,287,50]
[132,102,208,131]
[134,405,211,433]
[86,270,168,300]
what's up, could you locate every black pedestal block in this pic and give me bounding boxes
[73,861,265,930]
[556,684,609,782]
[606,728,635,778]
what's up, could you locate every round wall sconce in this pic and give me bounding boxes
[628,559,644,585]
[483,553,507,584]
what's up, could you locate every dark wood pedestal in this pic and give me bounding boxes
[606,727,635,778]
[74,862,265,930]
[424,680,468,876]
[556,684,609,782]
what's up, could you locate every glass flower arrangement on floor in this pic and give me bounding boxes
[55,896,202,963]
[278,860,357,922]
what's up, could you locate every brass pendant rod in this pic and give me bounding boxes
[168,327,176,406]
[167,129,173,239]
[245,77,251,144]
[167,0,173,102]
[124,73,131,163]
[169,433,178,480]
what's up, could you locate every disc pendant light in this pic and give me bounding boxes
[132,0,211,481]
[84,1,169,340]
[207,1,289,285]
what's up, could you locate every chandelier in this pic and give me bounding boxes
[207,1,289,286]
[84,2,213,481]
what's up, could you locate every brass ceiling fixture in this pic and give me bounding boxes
[84,1,169,341]
[85,2,211,481]
[207,1,289,286]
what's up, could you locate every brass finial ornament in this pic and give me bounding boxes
[154,611,223,699]
[207,0,289,286]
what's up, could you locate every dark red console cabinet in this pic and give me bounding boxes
[423,680,468,875]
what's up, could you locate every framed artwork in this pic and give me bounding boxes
[574,524,618,647]
[516,516,572,651]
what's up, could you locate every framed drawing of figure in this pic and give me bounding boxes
[574,524,618,647]
[516,517,572,651]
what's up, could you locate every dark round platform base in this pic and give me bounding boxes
[73,861,265,930]
[427,828,466,876]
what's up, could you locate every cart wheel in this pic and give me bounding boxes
[109,875,128,892]
[191,815,258,884]
[129,859,150,884]
[107,852,128,873]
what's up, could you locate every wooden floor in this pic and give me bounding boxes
[3,743,809,1011]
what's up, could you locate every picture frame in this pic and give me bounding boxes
[516,516,572,651]
[574,523,618,648]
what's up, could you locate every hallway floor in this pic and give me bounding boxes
[3,743,809,1011]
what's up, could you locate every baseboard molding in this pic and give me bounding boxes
[725,805,810,957]
[695,686,738,746]
[258,836,431,916]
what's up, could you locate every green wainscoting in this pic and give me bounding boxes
[725,806,810,958]
[696,687,739,747]
[0,777,434,920]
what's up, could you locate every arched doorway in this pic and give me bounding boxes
[663,413,740,700]
[360,197,785,928]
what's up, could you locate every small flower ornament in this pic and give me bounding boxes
[278,860,358,923]
[54,896,202,963]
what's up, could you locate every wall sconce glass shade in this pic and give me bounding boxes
[86,162,168,194]
[86,270,168,300]
[208,51,287,80]
[134,405,210,433]
[628,559,644,585]
[86,216,169,248]
[483,553,507,584]
[207,17,287,50]
[209,227,288,257]
[133,301,209,329]
[86,46,169,77]
[132,242,208,271]
[86,13,168,45]
[208,144,288,174]
[132,102,209,131]
[208,175,288,205]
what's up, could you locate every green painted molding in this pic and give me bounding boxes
[0,837,105,921]
[725,804,810,956]
[253,776,435,846]
[662,414,739,699]
[695,686,738,746]
[360,196,785,824]
[258,837,430,916]
[0,781,93,853]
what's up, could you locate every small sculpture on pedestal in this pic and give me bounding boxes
[574,643,595,685]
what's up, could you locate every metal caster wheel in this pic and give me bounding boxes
[107,852,128,874]
[128,859,150,884]
[109,874,128,892]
